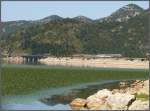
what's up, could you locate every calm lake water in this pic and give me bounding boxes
[2,78,138,110]
[1,62,146,110]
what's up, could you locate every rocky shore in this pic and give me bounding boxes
[70,80,149,110]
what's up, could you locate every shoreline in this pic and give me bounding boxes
[2,56,149,69]
[39,57,149,69]
[70,80,149,110]
[1,79,137,104]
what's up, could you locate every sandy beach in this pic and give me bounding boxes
[39,57,149,69]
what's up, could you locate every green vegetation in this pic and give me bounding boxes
[2,65,148,96]
[134,93,149,101]
[1,10,148,57]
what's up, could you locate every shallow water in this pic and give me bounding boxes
[1,79,139,110]
[1,63,147,110]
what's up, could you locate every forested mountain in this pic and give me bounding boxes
[97,4,144,22]
[0,4,149,57]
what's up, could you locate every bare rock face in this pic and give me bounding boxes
[129,100,149,110]
[106,93,136,110]
[69,98,86,110]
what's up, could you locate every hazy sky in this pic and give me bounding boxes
[1,1,149,22]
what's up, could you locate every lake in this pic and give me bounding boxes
[1,63,149,110]
[1,79,139,110]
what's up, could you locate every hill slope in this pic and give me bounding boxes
[0,4,149,57]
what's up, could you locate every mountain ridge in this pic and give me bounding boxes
[96,4,144,22]
[1,4,148,57]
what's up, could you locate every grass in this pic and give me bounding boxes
[1,64,149,96]
[134,93,149,101]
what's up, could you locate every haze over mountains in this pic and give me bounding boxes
[1,4,149,57]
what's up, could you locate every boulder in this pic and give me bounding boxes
[86,94,105,109]
[128,100,149,110]
[137,87,149,95]
[97,102,112,110]
[137,80,149,95]
[86,100,105,110]
[86,89,112,110]
[125,87,137,94]
[96,89,112,99]
[112,89,120,94]
[69,98,86,110]
[86,89,112,104]
[69,80,149,110]
[106,93,135,110]
[119,89,127,93]
[119,81,129,88]
[144,80,149,87]
[124,80,149,95]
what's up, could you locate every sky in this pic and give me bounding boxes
[1,1,149,22]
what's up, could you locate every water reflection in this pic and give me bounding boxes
[2,101,71,110]
[2,57,43,65]
[40,80,134,106]
[1,80,137,110]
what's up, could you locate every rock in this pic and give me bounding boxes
[69,98,86,110]
[80,107,88,110]
[86,89,112,104]
[119,81,129,88]
[86,89,112,110]
[87,100,105,110]
[135,80,140,83]
[112,89,120,94]
[69,80,149,110]
[96,89,112,99]
[137,87,149,95]
[106,93,136,110]
[124,80,149,95]
[87,95,101,102]
[144,80,149,87]
[119,89,127,93]
[125,87,137,94]
[86,94,105,109]
[129,100,149,110]
[97,102,112,110]
[87,101,112,110]
[137,80,149,95]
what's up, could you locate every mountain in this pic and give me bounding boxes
[97,4,144,23]
[72,16,93,23]
[1,15,63,33]
[0,4,148,57]
[2,4,144,34]
[1,20,32,36]
[37,15,63,23]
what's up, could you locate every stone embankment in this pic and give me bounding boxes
[70,80,149,110]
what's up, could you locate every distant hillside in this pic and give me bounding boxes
[97,4,144,23]
[0,4,149,57]
[72,16,93,23]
